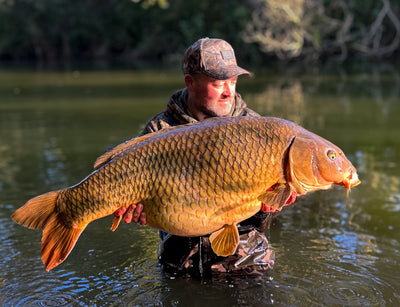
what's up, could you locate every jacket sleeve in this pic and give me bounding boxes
[140,110,174,135]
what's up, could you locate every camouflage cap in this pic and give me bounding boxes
[182,38,252,80]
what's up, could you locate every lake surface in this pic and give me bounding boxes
[1,66,399,306]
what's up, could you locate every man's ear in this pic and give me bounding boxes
[184,74,194,90]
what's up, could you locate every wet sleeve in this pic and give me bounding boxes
[238,211,273,232]
[139,111,170,135]
[243,107,261,117]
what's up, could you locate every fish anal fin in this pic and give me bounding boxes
[209,224,239,257]
[258,183,293,211]
[110,215,122,232]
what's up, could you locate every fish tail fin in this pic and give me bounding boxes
[12,191,59,229]
[11,191,86,271]
[41,214,85,271]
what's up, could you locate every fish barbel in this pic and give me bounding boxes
[12,116,360,271]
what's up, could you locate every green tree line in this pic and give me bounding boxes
[0,0,399,66]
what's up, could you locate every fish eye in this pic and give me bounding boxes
[327,150,337,161]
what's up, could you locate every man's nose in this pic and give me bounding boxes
[222,83,233,96]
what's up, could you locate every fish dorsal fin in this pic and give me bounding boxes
[94,123,197,169]
[257,183,293,210]
[209,224,240,257]
[94,133,156,169]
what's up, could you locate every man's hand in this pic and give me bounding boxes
[113,204,147,226]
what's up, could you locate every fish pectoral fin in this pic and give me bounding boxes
[258,183,293,210]
[209,224,239,257]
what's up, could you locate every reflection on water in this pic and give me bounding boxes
[0,67,400,306]
[249,80,306,124]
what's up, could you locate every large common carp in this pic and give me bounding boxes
[12,117,360,271]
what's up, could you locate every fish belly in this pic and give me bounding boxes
[144,196,263,236]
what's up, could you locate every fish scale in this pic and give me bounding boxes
[11,116,360,270]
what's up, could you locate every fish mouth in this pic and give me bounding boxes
[341,171,361,190]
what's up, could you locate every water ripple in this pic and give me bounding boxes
[13,292,73,307]
[318,277,388,306]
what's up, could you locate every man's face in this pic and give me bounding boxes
[190,74,238,118]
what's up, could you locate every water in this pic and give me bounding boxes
[1,67,399,306]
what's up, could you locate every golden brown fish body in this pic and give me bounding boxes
[12,117,360,271]
[62,117,288,233]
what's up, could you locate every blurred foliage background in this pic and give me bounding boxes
[0,0,399,68]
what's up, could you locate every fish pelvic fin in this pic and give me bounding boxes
[209,224,239,257]
[11,191,86,271]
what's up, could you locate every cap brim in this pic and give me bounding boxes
[204,66,253,80]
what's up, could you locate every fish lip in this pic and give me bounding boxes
[341,171,361,190]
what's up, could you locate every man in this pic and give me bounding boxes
[114,38,275,276]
